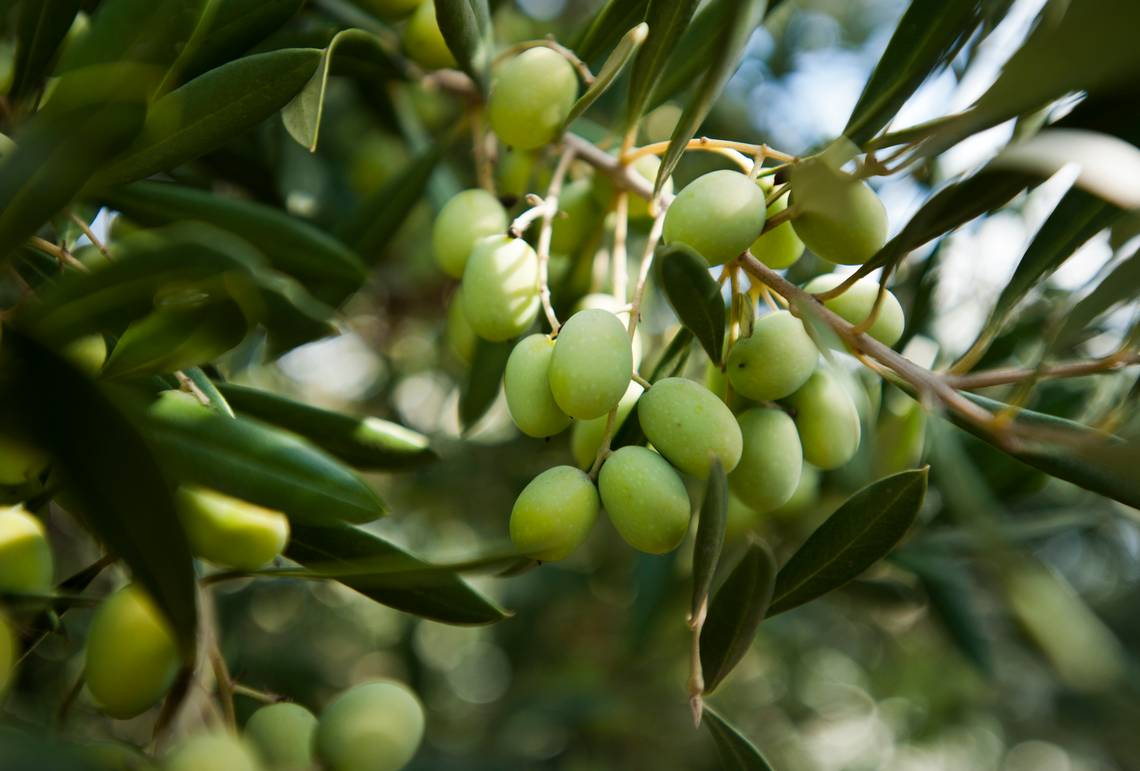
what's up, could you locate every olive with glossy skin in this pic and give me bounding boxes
[803,274,905,347]
[461,235,540,341]
[727,310,818,401]
[165,733,263,771]
[432,190,508,278]
[570,381,642,469]
[663,170,766,265]
[509,465,599,561]
[504,334,572,438]
[402,0,456,69]
[750,180,804,269]
[598,446,690,554]
[785,370,861,470]
[593,155,673,218]
[0,505,53,593]
[244,702,317,770]
[315,680,425,771]
[85,585,180,719]
[729,408,803,513]
[550,178,601,256]
[788,158,887,265]
[572,293,641,363]
[489,48,577,150]
[548,309,632,420]
[446,288,476,363]
[638,378,742,478]
[0,613,15,694]
[175,487,289,571]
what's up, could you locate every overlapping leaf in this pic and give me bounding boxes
[700,540,776,693]
[655,244,726,364]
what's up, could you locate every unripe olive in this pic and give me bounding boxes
[724,494,760,543]
[509,465,599,561]
[637,378,742,478]
[165,733,262,771]
[445,288,476,364]
[663,170,766,265]
[0,612,16,694]
[593,155,673,219]
[402,0,456,70]
[726,310,818,401]
[572,293,641,363]
[461,235,540,341]
[803,274,905,347]
[488,48,577,150]
[598,446,690,554]
[788,158,887,265]
[85,585,180,718]
[569,381,642,469]
[315,680,425,771]
[548,309,633,420]
[432,190,508,278]
[81,740,158,771]
[785,370,861,470]
[504,334,572,438]
[175,487,289,571]
[550,179,601,256]
[62,334,108,376]
[496,148,539,202]
[359,0,420,19]
[0,435,48,488]
[244,702,317,770]
[0,505,53,593]
[750,181,804,269]
[729,408,803,513]
[770,463,820,518]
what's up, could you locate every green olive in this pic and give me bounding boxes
[432,189,508,278]
[550,178,602,256]
[62,334,108,376]
[0,435,49,488]
[165,733,263,771]
[593,155,673,218]
[785,370,861,470]
[598,446,690,554]
[244,702,317,770]
[496,148,540,203]
[729,408,803,513]
[726,310,818,401]
[461,235,540,341]
[663,170,766,265]
[84,585,180,719]
[315,680,425,771]
[0,505,53,593]
[724,494,761,543]
[569,381,642,469]
[770,463,820,518]
[571,293,641,363]
[488,47,578,150]
[803,274,905,347]
[0,612,16,694]
[788,157,887,265]
[750,180,804,269]
[548,309,633,420]
[445,288,476,364]
[509,465,599,561]
[637,377,742,478]
[504,334,572,438]
[402,0,456,70]
[175,487,290,571]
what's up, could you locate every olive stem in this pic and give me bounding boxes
[621,136,796,167]
[536,148,577,335]
[507,197,553,238]
[587,407,618,479]
[687,596,707,727]
[757,205,796,235]
[69,211,112,261]
[28,236,87,273]
[470,106,495,195]
[632,372,651,389]
[626,210,666,342]
[764,182,790,207]
[850,265,895,337]
[232,683,282,704]
[944,351,1140,390]
[209,644,237,730]
[612,192,629,303]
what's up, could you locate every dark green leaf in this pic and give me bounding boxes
[286,523,509,625]
[460,338,512,431]
[564,23,647,129]
[181,367,235,416]
[1057,246,1140,346]
[217,383,437,470]
[9,0,82,102]
[434,0,493,93]
[180,0,305,79]
[625,0,699,127]
[768,468,927,616]
[574,0,650,63]
[700,540,776,693]
[703,706,775,771]
[102,300,253,379]
[142,390,387,526]
[656,244,726,364]
[692,459,727,617]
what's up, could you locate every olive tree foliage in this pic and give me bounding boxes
[0,0,1137,767]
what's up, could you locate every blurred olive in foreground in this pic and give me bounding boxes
[175,487,289,571]
[0,505,53,593]
[244,702,317,770]
[510,466,599,561]
[316,681,425,771]
[165,732,262,771]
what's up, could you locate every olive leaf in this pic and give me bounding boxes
[434,0,494,93]
[574,0,650,63]
[655,244,726,365]
[703,707,776,770]
[563,23,648,129]
[180,0,306,79]
[460,338,513,432]
[691,459,727,618]
[9,0,82,102]
[700,539,777,693]
[625,0,699,127]
[1056,245,1140,347]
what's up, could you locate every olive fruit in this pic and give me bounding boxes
[598,446,690,554]
[726,310,818,401]
[509,465,599,561]
[175,487,289,571]
[445,288,476,364]
[750,180,804,269]
[62,334,108,376]
[461,235,540,341]
[244,702,317,770]
[165,733,262,771]
[432,190,508,278]
[0,505,53,593]
[637,378,743,478]
[84,585,180,719]
[724,494,761,543]
[496,149,539,202]
[788,157,887,265]
[729,408,803,513]
[315,680,425,771]
[572,293,641,363]
[402,0,456,70]
[770,463,820,518]
[0,612,15,694]
[548,309,632,420]
[569,381,642,469]
[593,155,673,218]
[504,334,572,438]
[803,274,905,347]
[663,170,766,265]
[0,435,48,489]
[550,178,601,256]
[785,370,861,470]
[489,48,577,150]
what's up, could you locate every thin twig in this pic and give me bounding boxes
[626,211,666,341]
[945,352,1140,390]
[232,683,281,704]
[69,212,112,260]
[28,236,88,273]
[536,148,577,335]
[209,645,236,730]
[611,192,629,303]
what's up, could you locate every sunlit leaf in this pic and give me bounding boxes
[434,0,493,93]
[625,0,699,127]
[564,23,647,129]
[574,0,650,63]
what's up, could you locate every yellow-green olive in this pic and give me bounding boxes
[598,446,690,554]
[637,378,742,478]
[509,465,599,561]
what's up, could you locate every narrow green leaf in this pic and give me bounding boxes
[700,540,777,693]
[703,707,776,771]
[286,523,510,625]
[564,23,647,129]
[102,300,253,379]
[768,468,927,616]
[656,244,726,365]
[460,338,512,431]
[217,383,437,469]
[9,0,81,101]
[180,0,305,79]
[1057,246,1140,346]
[181,367,235,417]
[433,0,493,93]
[626,0,699,127]
[142,391,387,526]
[692,459,727,617]
[574,0,650,63]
